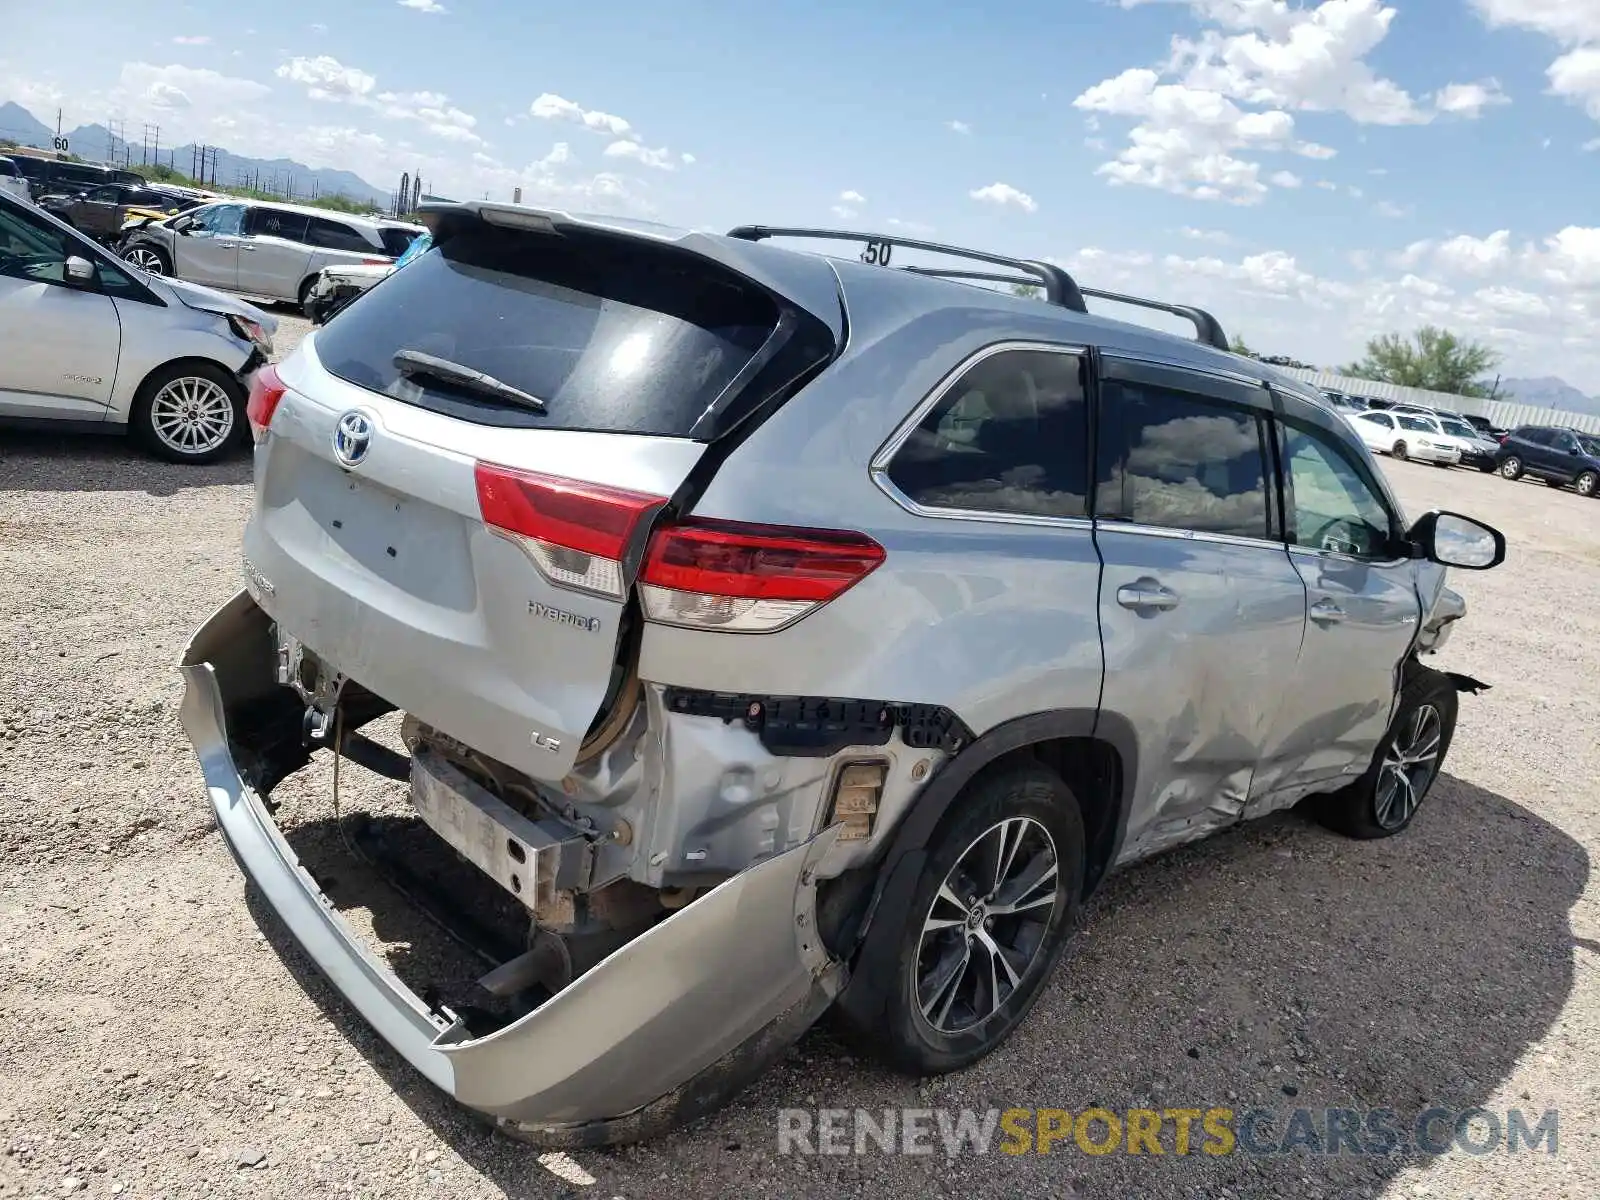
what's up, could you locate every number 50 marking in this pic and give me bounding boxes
[860,240,893,266]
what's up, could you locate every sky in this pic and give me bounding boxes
[4,0,1600,386]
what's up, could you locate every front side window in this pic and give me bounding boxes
[1282,421,1395,558]
[884,348,1089,519]
[1096,378,1272,539]
[0,198,69,283]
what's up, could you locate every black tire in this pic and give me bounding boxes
[1392,440,1409,461]
[1579,471,1600,498]
[122,243,170,275]
[130,361,248,465]
[1499,456,1523,480]
[1314,667,1458,840]
[298,276,320,310]
[851,762,1084,1076]
[1433,461,1452,469]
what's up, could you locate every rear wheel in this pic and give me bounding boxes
[851,763,1084,1076]
[1392,440,1409,460]
[123,244,169,275]
[131,361,247,464]
[1578,471,1599,497]
[1499,456,1523,480]
[1314,667,1457,839]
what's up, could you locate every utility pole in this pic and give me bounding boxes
[151,125,159,166]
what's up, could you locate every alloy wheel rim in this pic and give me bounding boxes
[914,816,1059,1034]
[149,377,233,454]
[1581,475,1597,496]
[1502,459,1519,477]
[126,247,164,273]
[1374,703,1442,830]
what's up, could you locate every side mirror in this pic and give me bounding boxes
[1407,510,1505,571]
[63,256,96,288]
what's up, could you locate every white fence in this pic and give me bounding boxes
[1276,368,1600,436]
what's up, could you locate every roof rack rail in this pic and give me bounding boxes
[724,225,1232,353]
[725,225,1088,313]
[1078,287,1230,353]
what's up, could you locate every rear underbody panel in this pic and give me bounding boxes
[179,589,845,1143]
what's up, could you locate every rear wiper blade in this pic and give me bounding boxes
[392,349,547,412]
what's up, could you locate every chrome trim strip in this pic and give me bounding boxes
[1093,520,1285,553]
[868,340,1092,529]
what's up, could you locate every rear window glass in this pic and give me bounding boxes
[0,159,18,178]
[313,225,782,437]
[305,216,375,252]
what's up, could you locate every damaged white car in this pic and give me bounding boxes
[181,208,1505,1147]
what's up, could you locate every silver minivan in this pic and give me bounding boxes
[120,199,423,310]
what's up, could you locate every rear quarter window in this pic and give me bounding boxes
[305,216,378,253]
[312,224,783,437]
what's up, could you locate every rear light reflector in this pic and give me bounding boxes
[474,462,666,599]
[245,364,285,442]
[640,519,885,633]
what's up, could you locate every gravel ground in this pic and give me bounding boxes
[2,326,1596,1199]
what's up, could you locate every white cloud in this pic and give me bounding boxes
[276,55,375,101]
[1472,2,1600,121]
[310,23,328,34]
[1180,226,1233,243]
[680,152,695,164]
[1374,199,1411,217]
[118,63,270,112]
[173,35,211,45]
[1269,169,1302,187]
[376,89,482,144]
[1054,223,1600,382]
[970,182,1038,212]
[540,142,571,167]
[1433,79,1510,117]
[839,189,865,203]
[1079,1,1499,204]
[1315,179,1339,190]
[530,92,632,136]
[831,205,858,219]
[603,139,676,170]
[398,0,448,11]
[948,119,972,134]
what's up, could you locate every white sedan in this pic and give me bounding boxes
[1349,410,1462,466]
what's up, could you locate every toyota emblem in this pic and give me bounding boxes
[332,409,375,468]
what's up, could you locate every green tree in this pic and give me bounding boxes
[1009,282,1042,300]
[1341,326,1502,397]
[1229,333,1258,358]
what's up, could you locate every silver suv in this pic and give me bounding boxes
[180,207,1505,1147]
[120,199,423,309]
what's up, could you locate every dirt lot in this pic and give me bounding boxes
[2,325,1597,1199]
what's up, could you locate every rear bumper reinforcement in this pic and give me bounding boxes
[178,589,843,1145]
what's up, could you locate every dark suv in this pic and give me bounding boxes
[38,184,195,243]
[1495,425,1600,496]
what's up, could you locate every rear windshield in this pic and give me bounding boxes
[313,224,781,437]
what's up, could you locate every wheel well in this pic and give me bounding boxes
[974,737,1123,900]
[132,356,243,407]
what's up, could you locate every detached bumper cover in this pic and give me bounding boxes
[178,589,843,1143]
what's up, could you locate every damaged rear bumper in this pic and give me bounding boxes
[178,589,843,1146]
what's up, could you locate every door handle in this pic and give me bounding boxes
[1116,579,1179,612]
[1310,598,1346,625]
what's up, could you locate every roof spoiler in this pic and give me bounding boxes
[724,224,1232,352]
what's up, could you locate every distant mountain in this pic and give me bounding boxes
[0,101,55,148]
[1500,377,1600,417]
[0,100,389,207]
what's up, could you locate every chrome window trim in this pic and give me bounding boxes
[869,340,1093,530]
[1287,544,1410,568]
[1094,520,1284,553]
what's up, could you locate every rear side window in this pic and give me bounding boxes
[247,208,310,241]
[305,216,376,252]
[0,159,18,178]
[883,349,1088,519]
[1517,427,1549,446]
[313,224,784,436]
[1096,379,1273,540]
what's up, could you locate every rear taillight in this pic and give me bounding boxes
[639,519,885,633]
[246,364,285,442]
[474,462,666,599]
